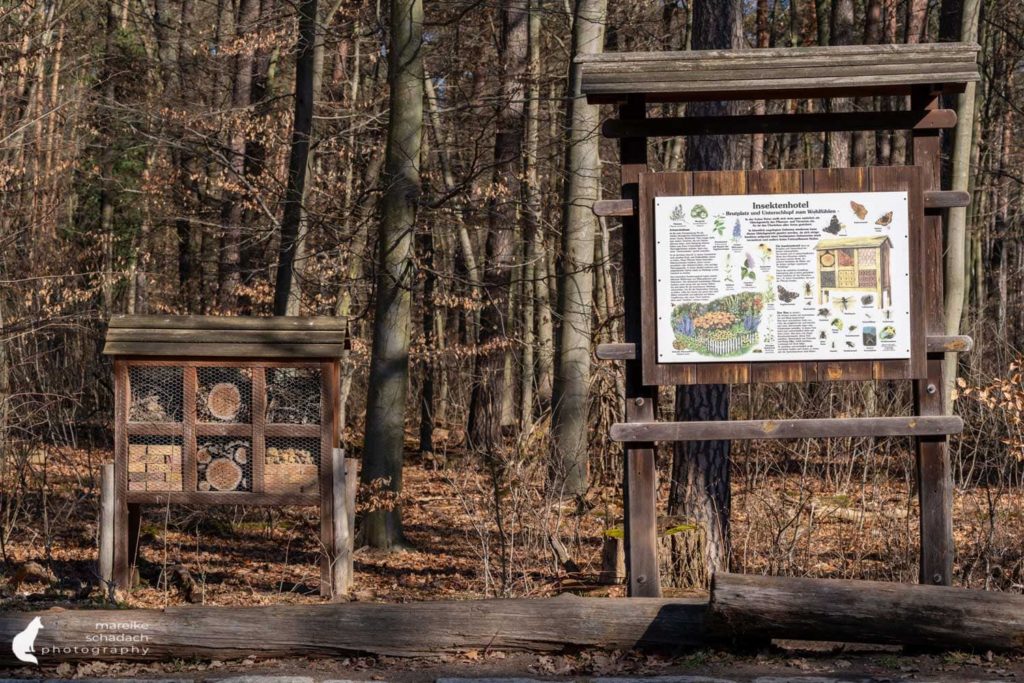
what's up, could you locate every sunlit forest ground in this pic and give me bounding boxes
[2,427,1020,610]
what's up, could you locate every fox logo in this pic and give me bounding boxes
[12,616,43,664]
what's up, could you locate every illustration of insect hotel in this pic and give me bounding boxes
[815,235,893,307]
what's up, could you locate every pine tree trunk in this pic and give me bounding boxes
[668,0,741,589]
[361,0,423,549]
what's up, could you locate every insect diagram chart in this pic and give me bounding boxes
[654,192,911,363]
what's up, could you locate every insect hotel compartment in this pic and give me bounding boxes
[196,436,253,492]
[128,435,183,491]
[266,367,322,424]
[197,367,252,423]
[265,437,320,494]
[128,366,183,422]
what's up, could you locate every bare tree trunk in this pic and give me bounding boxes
[468,0,528,457]
[361,0,423,549]
[750,0,768,170]
[941,0,980,412]
[550,0,607,496]
[669,0,741,588]
[853,0,882,166]
[218,0,258,312]
[825,0,854,167]
[273,0,317,315]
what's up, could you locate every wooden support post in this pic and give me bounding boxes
[618,95,661,597]
[912,87,954,586]
[112,361,131,592]
[127,503,142,587]
[98,463,115,592]
[344,456,358,590]
[329,448,353,599]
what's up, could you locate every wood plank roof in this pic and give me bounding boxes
[103,315,347,358]
[579,43,980,104]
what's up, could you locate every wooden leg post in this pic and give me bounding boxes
[912,86,954,586]
[127,503,142,588]
[618,95,661,597]
[99,463,115,594]
[328,448,352,599]
[344,456,357,590]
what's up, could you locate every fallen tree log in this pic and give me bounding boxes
[711,572,1024,652]
[0,595,706,664]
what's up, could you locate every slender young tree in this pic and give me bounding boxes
[361,0,424,549]
[550,0,607,496]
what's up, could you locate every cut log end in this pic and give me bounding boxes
[205,457,243,491]
[207,382,242,421]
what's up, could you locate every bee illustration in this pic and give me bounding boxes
[819,331,827,341]
[861,294,874,306]
[876,211,893,227]
[818,307,830,317]
[849,325,858,332]
[803,282,813,297]
[777,285,800,303]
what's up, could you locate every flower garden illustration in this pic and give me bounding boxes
[670,292,764,357]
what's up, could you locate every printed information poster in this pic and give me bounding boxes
[654,192,911,363]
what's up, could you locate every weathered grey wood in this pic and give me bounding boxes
[710,572,1024,652]
[109,314,347,331]
[0,596,707,662]
[330,448,351,599]
[106,328,346,344]
[596,343,636,360]
[579,43,980,103]
[103,341,345,358]
[126,490,319,506]
[98,463,115,589]
[926,334,974,352]
[592,199,634,217]
[344,457,357,589]
[603,110,958,139]
[611,416,963,442]
[923,190,971,208]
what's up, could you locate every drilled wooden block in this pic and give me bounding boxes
[129,444,148,457]
[129,461,146,473]
[128,481,146,491]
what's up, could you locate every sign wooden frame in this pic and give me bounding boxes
[638,167,926,386]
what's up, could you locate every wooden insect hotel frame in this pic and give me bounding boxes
[580,42,980,596]
[101,315,353,597]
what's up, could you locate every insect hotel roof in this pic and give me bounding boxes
[814,236,892,251]
[103,315,347,358]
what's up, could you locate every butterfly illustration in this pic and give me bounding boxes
[850,201,868,220]
[876,211,893,227]
[777,285,800,303]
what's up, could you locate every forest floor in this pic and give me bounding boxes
[1,442,1023,679]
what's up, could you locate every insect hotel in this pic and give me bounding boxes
[815,235,893,307]
[99,315,354,597]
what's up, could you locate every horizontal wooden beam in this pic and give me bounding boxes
[923,190,971,209]
[104,341,346,358]
[596,342,637,360]
[593,199,634,217]
[580,43,980,104]
[602,110,957,139]
[109,314,347,331]
[610,416,963,442]
[592,193,968,221]
[926,334,973,352]
[0,596,707,663]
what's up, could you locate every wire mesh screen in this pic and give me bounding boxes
[197,367,252,423]
[128,366,183,422]
[264,437,320,495]
[265,367,321,424]
[196,437,253,492]
[128,435,183,491]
